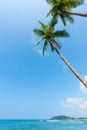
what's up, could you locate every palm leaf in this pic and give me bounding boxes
[74,0,84,7]
[52,39,61,49]
[65,14,74,23]
[46,8,53,17]
[46,4,58,17]
[59,14,66,26]
[54,30,70,38]
[78,0,84,5]
[39,21,47,29]
[43,39,48,55]
[49,16,58,27]
[34,29,44,37]
[48,38,55,51]
[50,42,55,51]
[49,38,61,50]
[46,0,57,5]
[36,37,45,46]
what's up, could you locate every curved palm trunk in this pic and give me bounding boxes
[49,39,87,88]
[55,48,87,87]
[64,10,87,17]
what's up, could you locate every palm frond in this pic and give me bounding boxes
[46,8,53,17]
[46,4,58,17]
[65,14,74,24]
[34,29,44,37]
[36,37,45,46]
[50,42,55,51]
[59,14,66,26]
[46,0,58,5]
[49,38,61,50]
[48,38,55,51]
[49,16,58,27]
[53,39,61,49]
[78,0,84,5]
[39,21,47,29]
[43,39,48,55]
[74,0,84,7]
[54,30,70,38]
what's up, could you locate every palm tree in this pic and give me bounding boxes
[34,21,69,55]
[34,21,87,88]
[46,0,87,26]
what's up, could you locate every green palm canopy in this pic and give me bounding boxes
[34,21,70,55]
[46,0,84,26]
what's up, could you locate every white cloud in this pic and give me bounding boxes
[80,76,87,94]
[66,98,83,105]
[61,98,87,110]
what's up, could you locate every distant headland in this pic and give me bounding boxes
[49,115,87,120]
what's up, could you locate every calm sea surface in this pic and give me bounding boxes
[0,119,87,130]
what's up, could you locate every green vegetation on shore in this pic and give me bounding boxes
[50,115,87,120]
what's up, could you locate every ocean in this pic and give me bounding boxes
[0,119,87,130]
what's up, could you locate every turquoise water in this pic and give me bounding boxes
[0,119,87,130]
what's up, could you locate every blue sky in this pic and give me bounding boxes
[0,0,87,119]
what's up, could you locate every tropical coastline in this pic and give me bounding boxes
[50,115,87,121]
